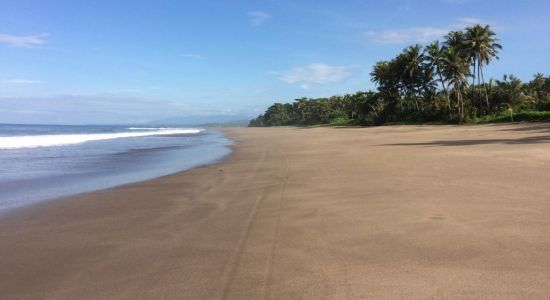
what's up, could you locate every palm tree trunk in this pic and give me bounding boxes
[457,85,464,124]
[412,87,420,112]
[460,91,464,124]
[414,92,420,112]
[477,63,483,114]
[480,67,490,110]
[438,71,452,119]
[472,57,476,113]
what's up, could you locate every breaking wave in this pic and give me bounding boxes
[0,128,203,149]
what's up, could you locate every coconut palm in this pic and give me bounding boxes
[370,61,389,87]
[464,24,502,109]
[464,25,482,110]
[371,61,400,93]
[529,73,547,102]
[426,40,452,118]
[371,60,402,109]
[401,44,426,111]
[372,59,408,115]
[495,74,528,110]
[444,30,467,58]
[443,47,471,123]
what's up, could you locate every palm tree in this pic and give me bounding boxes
[371,61,393,90]
[464,25,482,111]
[529,73,547,102]
[495,74,528,110]
[371,60,402,111]
[293,97,309,125]
[464,24,502,109]
[444,30,467,57]
[426,40,452,118]
[443,47,471,123]
[401,44,426,111]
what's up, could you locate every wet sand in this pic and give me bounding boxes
[1,124,550,299]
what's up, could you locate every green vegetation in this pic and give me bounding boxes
[250,24,550,127]
[474,110,550,124]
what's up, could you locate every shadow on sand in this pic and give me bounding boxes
[495,123,550,132]
[384,135,550,147]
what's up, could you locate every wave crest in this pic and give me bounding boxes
[0,128,203,150]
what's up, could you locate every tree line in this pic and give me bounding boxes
[249,24,550,127]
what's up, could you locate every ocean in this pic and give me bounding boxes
[0,124,232,213]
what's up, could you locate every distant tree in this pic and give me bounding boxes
[443,47,471,123]
[529,73,548,102]
[250,24,550,127]
[401,44,426,111]
[444,30,467,58]
[426,41,452,118]
[464,24,502,109]
[493,75,530,111]
[371,60,402,114]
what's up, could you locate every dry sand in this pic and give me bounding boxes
[1,124,550,299]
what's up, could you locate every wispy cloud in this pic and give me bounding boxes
[0,94,189,124]
[120,88,140,93]
[363,17,490,44]
[0,33,47,47]
[182,53,205,59]
[2,79,44,84]
[271,63,360,86]
[456,17,485,25]
[247,11,270,27]
[444,0,474,4]
[363,27,449,44]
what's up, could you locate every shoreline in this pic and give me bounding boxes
[1,147,234,218]
[0,129,233,214]
[2,124,550,299]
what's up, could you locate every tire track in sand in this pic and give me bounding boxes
[260,153,290,299]
[216,140,269,300]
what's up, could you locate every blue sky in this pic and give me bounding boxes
[1,0,549,124]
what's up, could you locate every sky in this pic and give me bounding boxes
[1,0,549,124]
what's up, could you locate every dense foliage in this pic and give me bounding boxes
[250,24,550,127]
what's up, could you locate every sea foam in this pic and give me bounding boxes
[0,128,202,149]
[127,127,173,130]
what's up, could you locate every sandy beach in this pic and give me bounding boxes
[1,124,550,299]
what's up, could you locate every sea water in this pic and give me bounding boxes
[0,124,232,212]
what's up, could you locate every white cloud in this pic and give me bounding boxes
[3,79,43,84]
[456,17,486,26]
[247,11,270,27]
[182,53,205,59]
[272,63,359,85]
[0,33,47,47]
[363,27,449,44]
[363,17,490,44]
